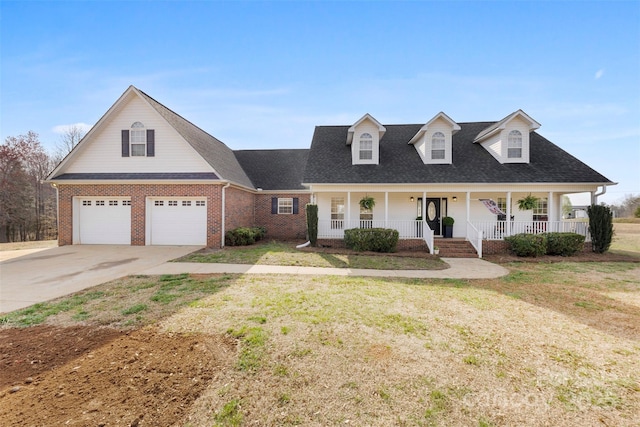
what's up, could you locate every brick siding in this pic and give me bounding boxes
[57,184,225,247]
[254,193,311,240]
[57,184,310,248]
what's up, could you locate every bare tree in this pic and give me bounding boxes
[53,124,86,162]
[0,132,57,242]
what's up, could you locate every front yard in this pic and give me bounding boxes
[1,260,639,426]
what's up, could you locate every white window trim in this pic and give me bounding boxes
[359,133,373,161]
[431,132,446,160]
[507,130,523,159]
[278,198,294,214]
[131,121,146,157]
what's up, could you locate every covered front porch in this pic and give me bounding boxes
[311,186,597,257]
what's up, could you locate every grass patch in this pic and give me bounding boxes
[0,274,233,329]
[214,399,243,426]
[227,325,268,372]
[0,291,105,327]
[174,241,446,270]
[121,303,147,315]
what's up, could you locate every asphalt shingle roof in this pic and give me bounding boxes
[138,89,255,189]
[303,122,613,184]
[234,149,309,190]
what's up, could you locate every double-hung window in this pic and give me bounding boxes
[431,132,446,160]
[507,130,522,159]
[278,198,293,214]
[331,197,345,229]
[130,122,146,156]
[359,133,373,160]
[122,122,155,157]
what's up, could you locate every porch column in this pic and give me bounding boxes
[384,192,388,226]
[422,191,426,221]
[548,191,554,230]
[466,192,470,223]
[347,192,351,226]
[506,191,512,236]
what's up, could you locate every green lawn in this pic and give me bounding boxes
[2,261,639,426]
[174,241,447,270]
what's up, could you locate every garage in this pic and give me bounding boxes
[74,198,131,244]
[146,198,207,245]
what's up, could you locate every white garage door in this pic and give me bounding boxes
[76,198,131,244]
[147,198,207,245]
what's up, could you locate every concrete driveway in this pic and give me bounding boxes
[0,245,201,314]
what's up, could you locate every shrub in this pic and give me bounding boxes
[504,233,547,257]
[544,232,585,256]
[306,204,318,246]
[588,204,613,253]
[225,227,266,246]
[344,228,399,253]
[442,216,455,226]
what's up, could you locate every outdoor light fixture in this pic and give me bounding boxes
[452,196,457,202]
[410,196,414,202]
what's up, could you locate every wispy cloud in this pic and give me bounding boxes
[595,69,605,79]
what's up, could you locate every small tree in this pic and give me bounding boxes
[306,204,318,246]
[587,204,613,253]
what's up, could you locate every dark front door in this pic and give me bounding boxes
[425,198,441,235]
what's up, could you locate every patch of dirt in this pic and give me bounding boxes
[0,325,236,426]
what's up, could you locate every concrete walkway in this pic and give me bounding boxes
[140,258,509,279]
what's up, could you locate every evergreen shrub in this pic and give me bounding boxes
[344,228,399,253]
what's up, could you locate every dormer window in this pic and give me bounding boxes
[507,130,522,158]
[359,133,373,160]
[431,132,446,160]
[408,112,459,165]
[131,122,146,156]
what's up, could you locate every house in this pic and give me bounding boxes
[47,86,614,256]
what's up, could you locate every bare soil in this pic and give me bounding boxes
[0,325,235,426]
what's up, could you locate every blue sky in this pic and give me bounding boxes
[1,0,638,205]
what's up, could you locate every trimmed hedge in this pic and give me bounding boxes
[344,228,399,253]
[545,232,585,256]
[504,232,586,257]
[225,226,266,246]
[504,233,547,257]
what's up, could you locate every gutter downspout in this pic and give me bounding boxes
[591,185,607,205]
[221,182,231,248]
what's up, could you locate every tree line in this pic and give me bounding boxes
[0,126,84,242]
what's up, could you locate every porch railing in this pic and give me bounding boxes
[472,220,591,241]
[319,219,437,254]
[466,221,483,258]
[319,220,430,240]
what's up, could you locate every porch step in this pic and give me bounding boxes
[434,238,478,258]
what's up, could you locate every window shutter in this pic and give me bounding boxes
[146,129,155,157]
[271,197,278,214]
[293,198,299,214]
[121,130,130,157]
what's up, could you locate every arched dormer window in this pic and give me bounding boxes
[431,132,445,160]
[359,133,373,160]
[130,122,146,156]
[508,130,522,158]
